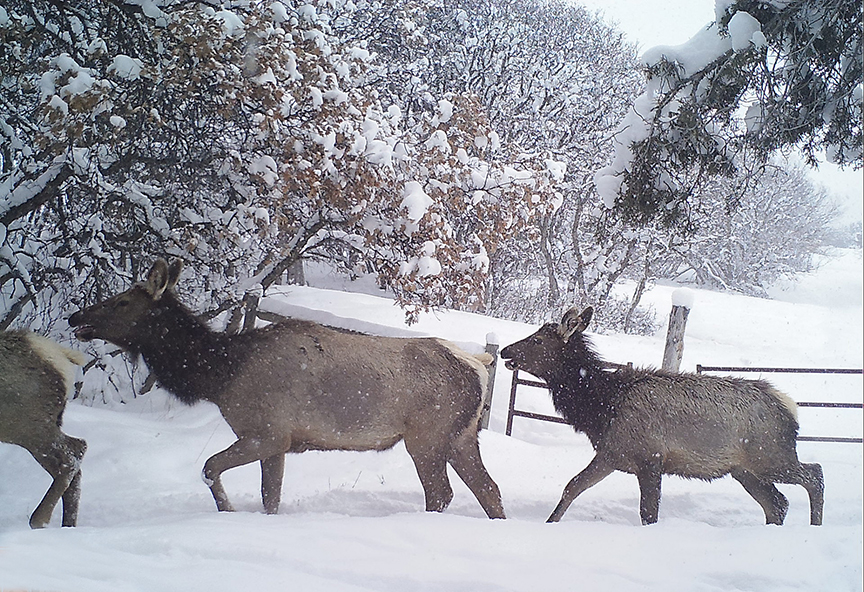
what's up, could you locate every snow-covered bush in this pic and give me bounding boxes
[0,0,555,334]
[340,0,651,324]
[653,164,837,296]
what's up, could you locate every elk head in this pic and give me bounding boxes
[68,259,183,350]
[499,307,593,378]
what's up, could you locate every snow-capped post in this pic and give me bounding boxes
[480,332,499,430]
[662,289,694,373]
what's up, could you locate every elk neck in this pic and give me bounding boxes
[546,339,622,446]
[137,294,236,405]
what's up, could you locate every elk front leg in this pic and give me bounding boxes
[202,436,289,513]
[202,459,234,513]
[261,454,286,515]
[636,464,662,525]
[547,456,614,523]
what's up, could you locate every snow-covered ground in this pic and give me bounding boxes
[1,249,861,592]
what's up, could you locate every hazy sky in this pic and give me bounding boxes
[578,0,717,50]
[577,0,863,226]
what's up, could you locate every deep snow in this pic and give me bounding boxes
[0,249,861,591]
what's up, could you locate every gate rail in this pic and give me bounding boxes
[505,365,863,443]
[696,365,863,444]
[505,363,630,437]
[505,372,567,436]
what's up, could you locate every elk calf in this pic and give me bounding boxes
[500,307,823,526]
[69,259,504,519]
[1,331,88,528]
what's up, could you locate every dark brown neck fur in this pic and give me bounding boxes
[544,336,624,447]
[135,294,237,405]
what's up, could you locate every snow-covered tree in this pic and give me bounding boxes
[0,0,554,331]
[596,0,862,228]
[330,0,843,330]
[650,163,837,296]
[337,0,648,323]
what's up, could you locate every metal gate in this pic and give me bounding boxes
[504,365,863,443]
[696,365,863,444]
[505,362,630,437]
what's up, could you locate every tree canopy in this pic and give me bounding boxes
[0,0,850,340]
[0,0,559,329]
[596,0,862,228]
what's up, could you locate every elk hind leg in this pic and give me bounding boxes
[776,462,823,526]
[405,436,453,512]
[636,464,662,525]
[28,433,85,529]
[448,426,505,519]
[60,435,87,527]
[801,463,824,526]
[732,469,788,525]
[61,469,83,527]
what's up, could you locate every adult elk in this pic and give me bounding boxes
[500,306,823,526]
[69,259,504,519]
[1,331,88,528]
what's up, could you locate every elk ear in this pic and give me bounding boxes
[559,306,593,341]
[577,307,593,330]
[166,258,183,292]
[144,259,171,300]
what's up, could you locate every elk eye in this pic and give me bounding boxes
[116,299,129,308]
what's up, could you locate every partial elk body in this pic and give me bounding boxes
[500,307,823,526]
[68,259,504,518]
[1,331,88,527]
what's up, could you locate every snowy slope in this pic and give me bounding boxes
[0,250,861,592]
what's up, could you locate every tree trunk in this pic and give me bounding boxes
[225,305,244,335]
[623,254,651,334]
[241,292,259,333]
[539,215,560,308]
[286,259,306,285]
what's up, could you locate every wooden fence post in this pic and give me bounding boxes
[662,289,693,372]
[480,332,499,430]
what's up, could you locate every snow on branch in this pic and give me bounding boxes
[596,0,862,228]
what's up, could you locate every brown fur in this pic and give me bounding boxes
[500,306,824,526]
[0,331,88,528]
[68,259,504,518]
